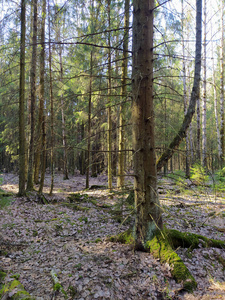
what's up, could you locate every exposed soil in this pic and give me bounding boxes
[0,173,225,299]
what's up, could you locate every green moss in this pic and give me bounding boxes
[145,233,197,292]
[0,279,35,299]
[166,228,225,250]
[0,270,6,282]
[109,229,134,244]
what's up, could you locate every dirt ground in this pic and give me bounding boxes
[0,172,225,299]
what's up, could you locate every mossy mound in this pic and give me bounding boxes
[110,227,225,292]
[145,232,197,292]
[109,229,134,244]
[0,278,35,299]
[166,228,225,250]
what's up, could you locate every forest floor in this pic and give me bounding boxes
[0,172,225,300]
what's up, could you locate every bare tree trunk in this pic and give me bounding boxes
[220,2,225,166]
[86,51,93,189]
[157,0,202,172]
[18,0,26,196]
[107,0,112,190]
[27,0,37,191]
[211,23,222,163]
[117,0,129,189]
[132,0,163,250]
[48,0,54,195]
[59,43,69,180]
[38,0,46,194]
[202,0,207,168]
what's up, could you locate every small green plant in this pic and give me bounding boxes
[190,164,209,185]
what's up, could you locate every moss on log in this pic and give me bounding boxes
[110,227,225,292]
[145,232,197,292]
[165,228,225,250]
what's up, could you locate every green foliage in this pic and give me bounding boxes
[0,188,13,209]
[190,164,209,185]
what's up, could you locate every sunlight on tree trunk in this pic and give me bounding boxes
[117,0,129,190]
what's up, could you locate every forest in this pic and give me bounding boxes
[0,0,225,299]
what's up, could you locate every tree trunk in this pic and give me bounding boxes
[202,0,207,168]
[86,50,93,188]
[156,0,202,171]
[48,0,54,195]
[117,0,129,189]
[182,0,190,178]
[38,0,46,194]
[211,22,222,163]
[220,2,225,167]
[132,0,163,250]
[27,0,37,191]
[18,0,26,196]
[107,0,112,190]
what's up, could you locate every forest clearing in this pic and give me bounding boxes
[0,172,225,299]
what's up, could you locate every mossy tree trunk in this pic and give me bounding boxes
[132,0,163,250]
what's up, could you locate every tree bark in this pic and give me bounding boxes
[220,2,225,166]
[27,0,37,191]
[38,0,46,194]
[202,0,207,168]
[107,0,112,190]
[18,0,26,196]
[132,0,163,249]
[156,0,202,172]
[48,0,54,195]
[117,0,129,189]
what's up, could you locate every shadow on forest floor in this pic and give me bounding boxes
[0,172,225,299]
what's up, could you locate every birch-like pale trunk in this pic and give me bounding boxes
[117,0,129,189]
[220,2,225,166]
[182,0,190,178]
[211,23,222,162]
[202,0,207,168]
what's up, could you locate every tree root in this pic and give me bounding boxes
[110,227,225,293]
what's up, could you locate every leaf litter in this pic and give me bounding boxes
[0,173,225,299]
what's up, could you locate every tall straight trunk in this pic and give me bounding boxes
[18,0,26,196]
[48,0,54,195]
[107,0,112,190]
[27,0,37,191]
[38,0,46,194]
[86,51,93,188]
[196,97,201,161]
[117,0,129,189]
[182,0,190,178]
[202,0,207,168]
[156,0,202,171]
[132,0,163,249]
[59,41,69,180]
[212,23,222,162]
[220,2,225,166]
